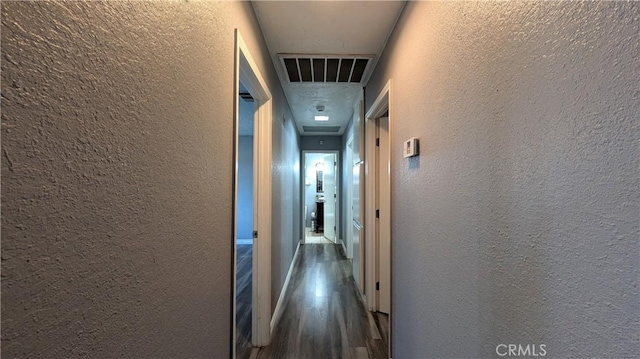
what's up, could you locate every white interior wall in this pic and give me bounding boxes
[342,104,364,263]
[1,1,299,357]
[270,112,301,315]
[365,2,639,358]
[237,135,254,241]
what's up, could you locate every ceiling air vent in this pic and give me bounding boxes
[303,126,341,133]
[280,55,374,84]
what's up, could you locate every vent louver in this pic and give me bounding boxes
[239,92,253,101]
[279,55,374,84]
[303,126,341,133]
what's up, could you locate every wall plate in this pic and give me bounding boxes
[404,137,419,158]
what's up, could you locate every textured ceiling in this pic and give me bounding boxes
[252,1,405,136]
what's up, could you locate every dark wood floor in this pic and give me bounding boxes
[236,244,253,359]
[255,243,389,359]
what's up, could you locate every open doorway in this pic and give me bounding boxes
[235,84,255,359]
[233,30,273,358]
[365,79,393,356]
[303,151,339,245]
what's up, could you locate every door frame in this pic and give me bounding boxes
[233,30,272,351]
[375,116,391,314]
[364,79,392,353]
[301,150,340,245]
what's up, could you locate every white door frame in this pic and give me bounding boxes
[322,153,338,243]
[364,79,392,352]
[233,30,272,351]
[375,116,391,314]
[301,150,340,245]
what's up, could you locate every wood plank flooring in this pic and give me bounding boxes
[236,244,253,359]
[305,227,333,244]
[255,243,388,359]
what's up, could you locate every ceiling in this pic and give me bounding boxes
[252,1,406,136]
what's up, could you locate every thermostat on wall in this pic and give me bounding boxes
[403,137,419,158]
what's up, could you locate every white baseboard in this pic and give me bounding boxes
[339,238,347,255]
[270,240,301,333]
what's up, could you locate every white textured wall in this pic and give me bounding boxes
[237,136,253,240]
[300,135,343,152]
[271,114,301,314]
[1,1,298,357]
[365,2,639,358]
[341,122,354,254]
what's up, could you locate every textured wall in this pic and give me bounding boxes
[341,122,353,255]
[300,135,343,152]
[1,1,297,357]
[341,104,364,260]
[237,136,253,240]
[270,113,301,315]
[365,1,639,358]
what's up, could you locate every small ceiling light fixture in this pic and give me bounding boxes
[315,104,328,121]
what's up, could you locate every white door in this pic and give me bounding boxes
[353,162,364,293]
[346,138,354,258]
[323,154,336,242]
[377,117,391,314]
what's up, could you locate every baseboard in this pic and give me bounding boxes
[340,239,347,255]
[270,239,301,333]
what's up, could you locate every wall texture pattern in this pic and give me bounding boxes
[300,135,343,152]
[270,107,301,315]
[366,1,639,358]
[1,1,298,357]
[237,136,254,240]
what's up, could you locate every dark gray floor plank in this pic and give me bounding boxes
[236,244,253,359]
[255,243,388,359]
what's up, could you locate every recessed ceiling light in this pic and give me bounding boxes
[314,116,329,122]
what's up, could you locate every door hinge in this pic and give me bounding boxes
[376,209,380,218]
[253,231,258,238]
[334,193,337,199]
[376,138,380,147]
[334,226,336,231]
[376,282,380,291]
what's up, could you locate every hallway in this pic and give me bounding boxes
[305,228,333,244]
[254,244,388,359]
[2,2,638,358]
